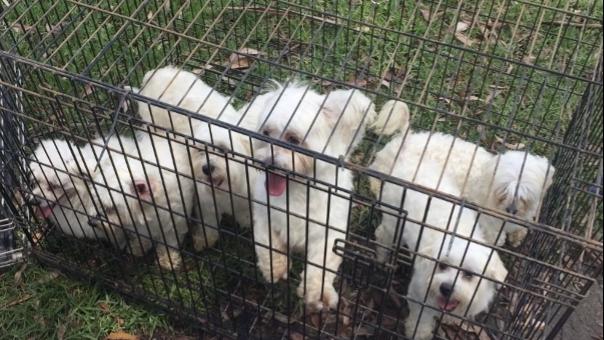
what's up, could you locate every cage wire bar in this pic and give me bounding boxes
[0,0,603,339]
[0,57,25,268]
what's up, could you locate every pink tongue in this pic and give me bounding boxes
[437,296,459,312]
[39,206,54,219]
[266,173,287,196]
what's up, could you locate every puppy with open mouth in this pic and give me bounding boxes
[371,136,508,339]
[28,136,136,241]
[249,81,401,311]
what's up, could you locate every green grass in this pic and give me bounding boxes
[0,262,182,339]
[1,0,602,336]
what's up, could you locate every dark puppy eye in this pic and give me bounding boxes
[49,183,61,190]
[287,135,300,145]
[262,129,271,136]
[438,263,448,271]
[463,270,474,279]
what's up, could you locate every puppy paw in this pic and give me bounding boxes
[192,227,219,251]
[157,248,182,271]
[507,228,527,247]
[297,280,339,312]
[258,252,289,283]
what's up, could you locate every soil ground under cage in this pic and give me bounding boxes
[1,0,603,339]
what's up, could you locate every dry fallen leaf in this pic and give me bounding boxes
[495,135,526,150]
[14,263,27,286]
[456,21,470,32]
[419,9,432,21]
[454,32,475,46]
[419,8,442,22]
[3,293,32,308]
[347,76,368,87]
[105,331,139,340]
[83,84,94,97]
[11,23,34,33]
[228,47,266,70]
[99,302,111,314]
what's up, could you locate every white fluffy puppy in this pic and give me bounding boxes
[250,81,397,310]
[468,151,555,246]
[88,132,197,270]
[28,136,137,240]
[29,139,100,239]
[370,100,554,246]
[188,103,260,251]
[251,83,352,311]
[129,65,253,251]
[189,85,378,250]
[371,145,508,339]
[132,65,237,135]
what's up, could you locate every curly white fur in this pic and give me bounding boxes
[131,66,254,252]
[134,66,237,135]
[251,81,380,311]
[370,100,555,247]
[371,140,508,339]
[88,132,197,270]
[28,136,139,241]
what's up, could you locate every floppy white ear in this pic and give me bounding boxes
[322,89,375,126]
[370,99,410,135]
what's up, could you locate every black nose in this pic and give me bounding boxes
[440,283,453,298]
[506,205,518,215]
[88,214,101,227]
[202,164,215,176]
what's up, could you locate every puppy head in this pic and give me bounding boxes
[417,236,507,318]
[193,123,247,190]
[253,82,337,196]
[88,156,158,236]
[29,139,83,218]
[485,151,555,221]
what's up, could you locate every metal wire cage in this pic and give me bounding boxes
[1,58,26,268]
[0,1,602,339]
